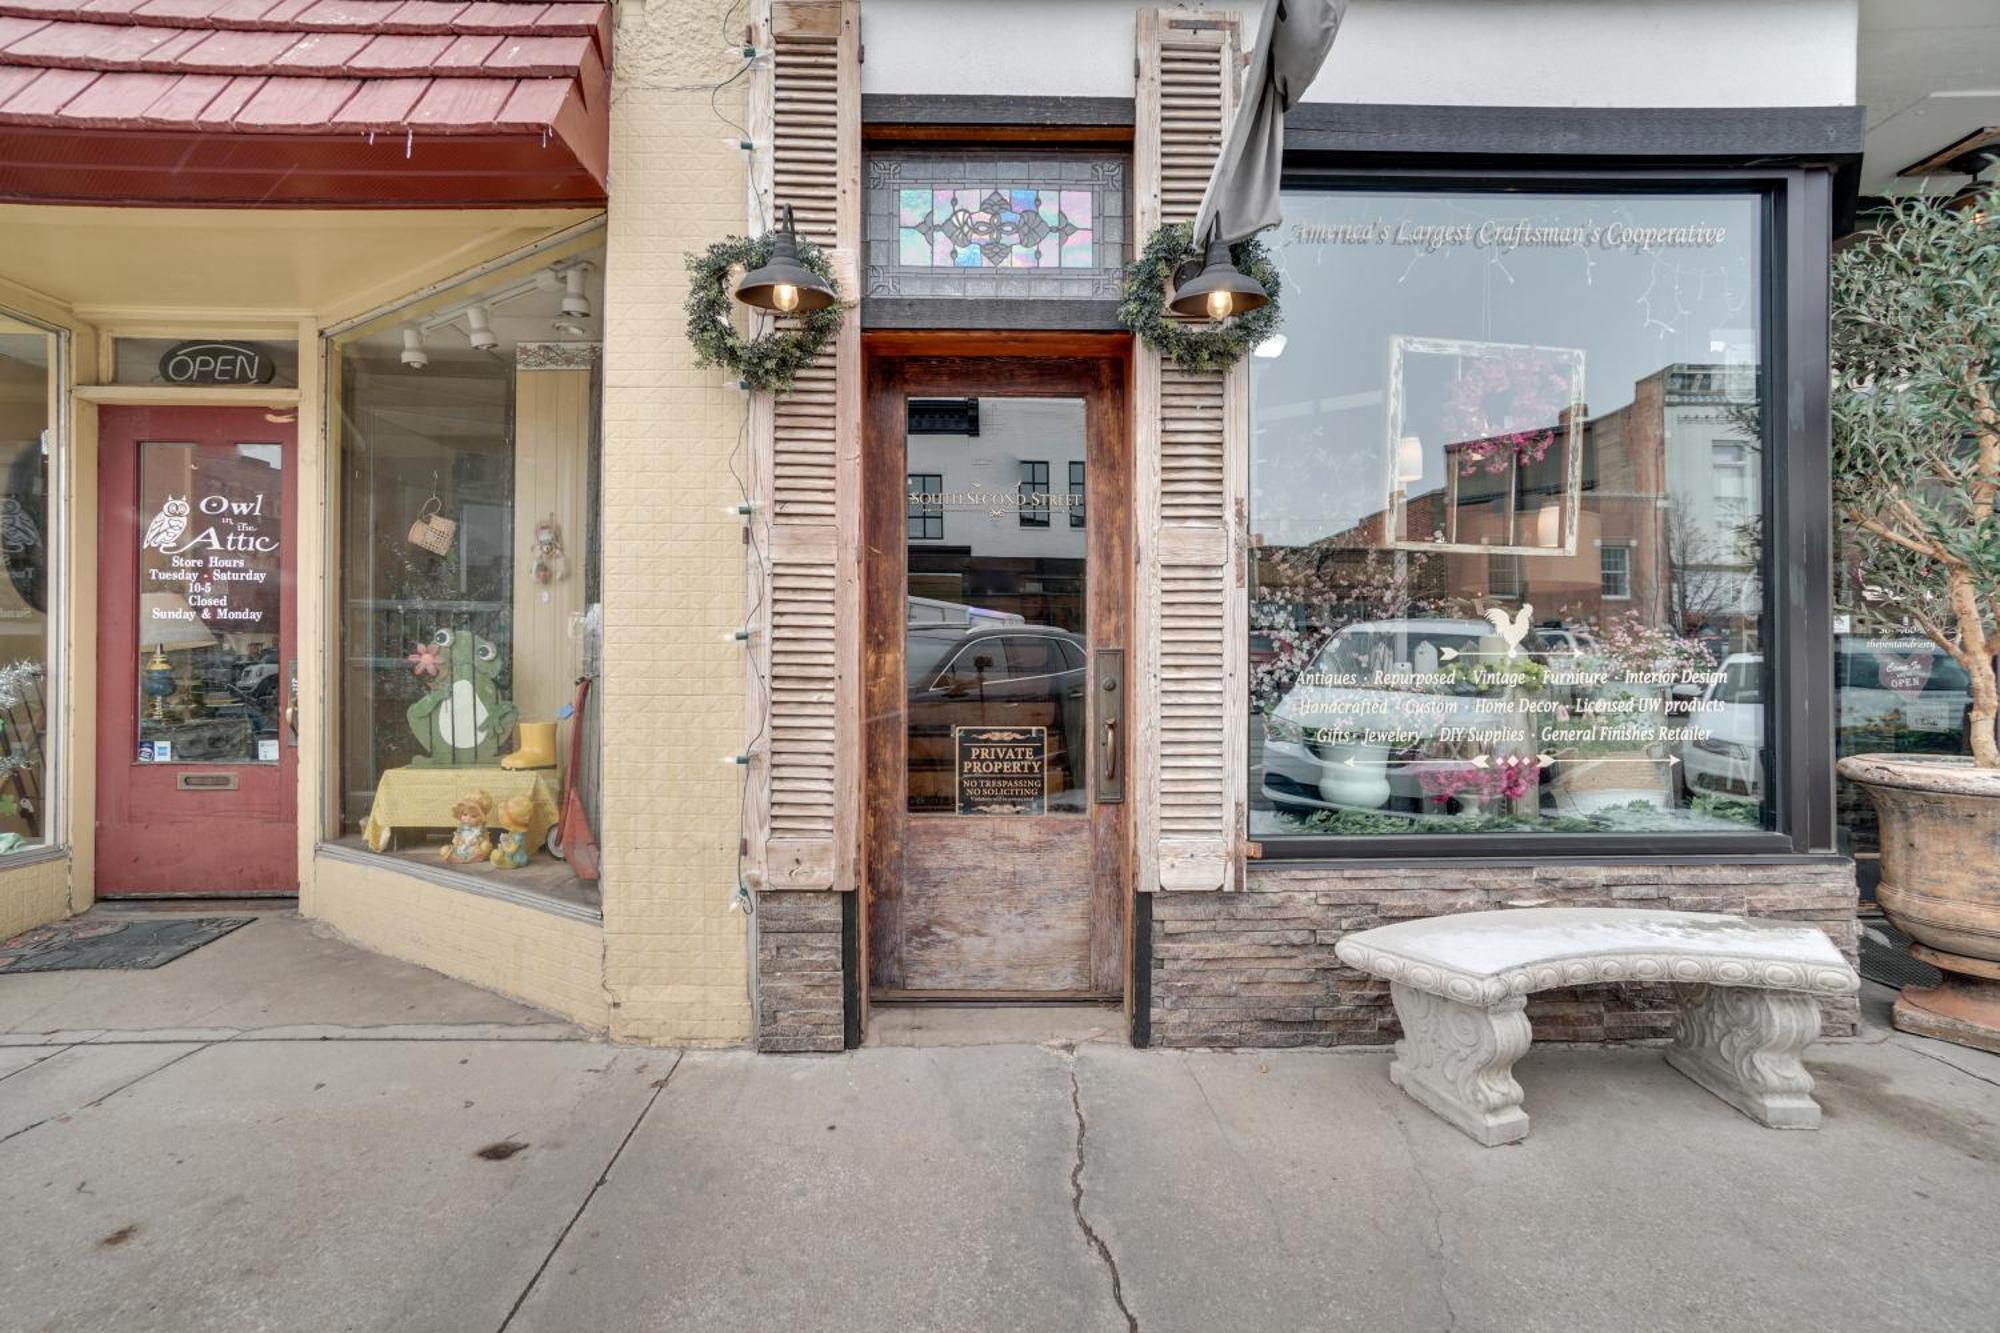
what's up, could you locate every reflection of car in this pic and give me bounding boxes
[1678,653,1764,804]
[1260,618,1556,815]
[906,624,1088,812]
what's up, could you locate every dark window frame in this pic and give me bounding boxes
[1252,164,1834,862]
[907,472,942,541]
[1019,460,1051,528]
[1069,460,1087,529]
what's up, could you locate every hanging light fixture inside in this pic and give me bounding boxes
[400,326,428,369]
[1169,238,1270,321]
[465,304,498,351]
[735,204,838,315]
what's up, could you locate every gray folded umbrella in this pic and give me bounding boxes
[1191,0,1348,250]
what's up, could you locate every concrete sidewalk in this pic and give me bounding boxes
[2,911,1997,1333]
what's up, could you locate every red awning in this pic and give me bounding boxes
[0,0,608,206]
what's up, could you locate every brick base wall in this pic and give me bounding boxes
[1149,861,1860,1049]
[755,891,845,1053]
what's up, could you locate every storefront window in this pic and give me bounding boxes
[0,316,55,852]
[332,238,603,902]
[1250,190,1770,840]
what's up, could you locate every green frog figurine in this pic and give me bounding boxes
[407,629,518,768]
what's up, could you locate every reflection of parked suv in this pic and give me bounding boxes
[1261,618,1556,815]
[1677,653,1764,804]
[907,624,1089,812]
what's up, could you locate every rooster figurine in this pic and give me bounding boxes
[1483,602,1535,657]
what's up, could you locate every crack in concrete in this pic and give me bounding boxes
[496,1050,684,1333]
[1061,1047,1138,1333]
[0,1038,223,1149]
[1897,1039,2000,1091]
[1385,1096,1458,1333]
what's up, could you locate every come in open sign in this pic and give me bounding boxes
[159,341,278,387]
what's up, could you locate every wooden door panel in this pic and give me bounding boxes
[901,818,1093,991]
[864,349,1130,997]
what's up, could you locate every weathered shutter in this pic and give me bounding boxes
[1134,8,1249,893]
[747,0,861,891]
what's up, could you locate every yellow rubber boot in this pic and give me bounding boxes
[500,721,559,770]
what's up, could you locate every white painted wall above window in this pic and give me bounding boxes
[861,0,1858,109]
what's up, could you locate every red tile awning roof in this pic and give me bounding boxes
[0,0,608,206]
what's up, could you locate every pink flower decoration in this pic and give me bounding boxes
[407,643,442,678]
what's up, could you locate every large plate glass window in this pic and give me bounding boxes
[0,315,55,852]
[331,235,605,906]
[1250,190,1769,840]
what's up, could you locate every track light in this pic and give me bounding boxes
[400,327,428,369]
[465,304,497,351]
[561,266,591,319]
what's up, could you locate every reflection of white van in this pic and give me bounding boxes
[1679,653,1763,804]
[905,596,1024,627]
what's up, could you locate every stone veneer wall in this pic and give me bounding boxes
[1149,861,1860,1049]
[755,891,845,1053]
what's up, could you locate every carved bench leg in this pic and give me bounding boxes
[1388,984,1533,1147]
[1664,985,1823,1130]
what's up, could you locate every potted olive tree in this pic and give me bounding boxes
[1833,184,2000,1051]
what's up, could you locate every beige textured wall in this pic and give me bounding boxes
[596,0,756,1044]
[310,854,610,1027]
[0,856,71,942]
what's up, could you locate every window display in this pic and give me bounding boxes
[1250,190,1769,840]
[333,238,604,900]
[0,318,52,852]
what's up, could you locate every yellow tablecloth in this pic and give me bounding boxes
[362,766,560,855]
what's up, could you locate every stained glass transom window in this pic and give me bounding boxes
[866,153,1127,302]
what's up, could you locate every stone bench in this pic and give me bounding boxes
[1333,908,1859,1146]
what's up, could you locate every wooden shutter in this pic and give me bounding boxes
[746,0,861,892]
[1134,9,1249,893]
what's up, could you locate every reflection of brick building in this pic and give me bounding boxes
[1257,364,1760,647]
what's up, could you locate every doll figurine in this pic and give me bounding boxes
[488,795,536,870]
[442,792,493,864]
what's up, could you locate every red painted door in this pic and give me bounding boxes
[96,406,298,895]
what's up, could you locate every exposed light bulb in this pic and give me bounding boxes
[1204,288,1235,321]
[771,282,801,314]
[465,304,497,351]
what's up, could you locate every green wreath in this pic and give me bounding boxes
[1118,222,1282,373]
[684,231,846,394]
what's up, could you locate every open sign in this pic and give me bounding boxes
[158,342,277,386]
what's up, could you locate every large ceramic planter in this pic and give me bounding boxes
[1838,753,2000,1052]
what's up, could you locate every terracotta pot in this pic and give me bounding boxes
[1838,753,2000,1052]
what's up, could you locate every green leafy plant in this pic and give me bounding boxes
[1119,222,1282,372]
[1833,186,2000,766]
[684,232,846,395]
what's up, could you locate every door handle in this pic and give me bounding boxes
[285,658,299,747]
[1094,648,1124,804]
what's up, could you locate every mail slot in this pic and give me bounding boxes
[176,772,239,792]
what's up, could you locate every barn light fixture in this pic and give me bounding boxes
[735,205,838,315]
[1169,238,1270,321]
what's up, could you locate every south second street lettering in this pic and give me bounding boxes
[955,726,1048,816]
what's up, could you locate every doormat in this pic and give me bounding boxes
[1859,920,1944,992]
[0,916,255,973]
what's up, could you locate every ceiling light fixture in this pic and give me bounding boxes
[465,305,498,351]
[561,265,592,318]
[400,326,428,369]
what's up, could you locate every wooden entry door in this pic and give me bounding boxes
[96,405,298,895]
[865,352,1130,996]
